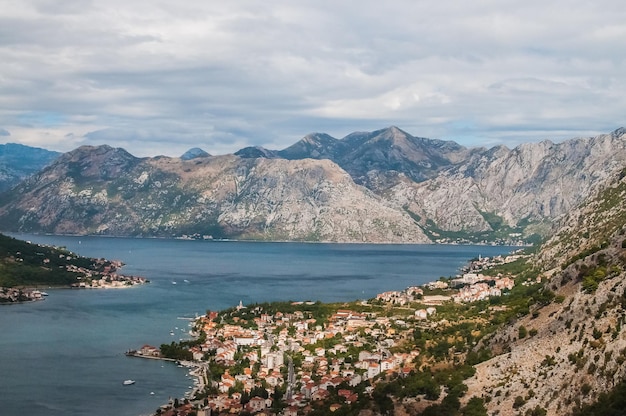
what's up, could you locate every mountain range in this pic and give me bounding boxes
[0,127,624,243]
[0,143,60,192]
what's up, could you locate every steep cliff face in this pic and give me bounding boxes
[280,126,472,185]
[0,147,429,243]
[1,127,625,243]
[336,126,471,184]
[463,164,626,415]
[279,133,342,161]
[263,126,626,241]
[384,128,626,239]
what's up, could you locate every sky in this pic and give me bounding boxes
[0,0,625,157]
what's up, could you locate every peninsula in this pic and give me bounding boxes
[0,233,147,303]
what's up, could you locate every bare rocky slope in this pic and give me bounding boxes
[0,127,625,243]
[239,127,626,242]
[463,165,626,415]
[381,128,626,241]
[0,145,429,243]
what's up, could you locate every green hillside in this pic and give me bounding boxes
[0,233,111,287]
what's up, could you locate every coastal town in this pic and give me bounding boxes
[129,252,528,415]
[67,258,149,289]
[0,254,148,304]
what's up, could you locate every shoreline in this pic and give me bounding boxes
[125,351,206,404]
[125,351,178,362]
[6,231,530,246]
[0,297,45,306]
[136,249,525,414]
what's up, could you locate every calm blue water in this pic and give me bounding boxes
[0,235,516,416]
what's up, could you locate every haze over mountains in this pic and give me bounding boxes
[0,143,60,192]
[0,127,624,243]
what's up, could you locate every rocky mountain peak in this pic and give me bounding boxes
[367,125,406,140]
[302,132,337,144]
[180,147,210,160]
[53,144,139,181]
[1,127,625,245]
[278,132,340,160]
[234,146,279,159]
[610,126,625,138]
[367,126,415,147]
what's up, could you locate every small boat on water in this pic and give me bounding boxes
[31,290,49,297]
[123,380,135,385]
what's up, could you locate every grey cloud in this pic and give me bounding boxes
[0,128,10,136]
[0,0,624,157]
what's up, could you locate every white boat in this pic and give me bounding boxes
[123,380,135,385]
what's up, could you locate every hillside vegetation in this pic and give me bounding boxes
[0,233,117,288]
[461,165,626,415]
[158,162,626,415]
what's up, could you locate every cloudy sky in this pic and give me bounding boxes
[1,0,624,157]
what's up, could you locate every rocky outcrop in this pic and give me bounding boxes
[382,128,626,239]
[235,146,280,159]
[252,126,626,241]
[463,164,626,415]
[279,132,343,161]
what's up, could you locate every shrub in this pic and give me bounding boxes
[519,326,528,339]
[526,405,548,416]
[513,395,526,409]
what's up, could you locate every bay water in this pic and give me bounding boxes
[0,234,516,415]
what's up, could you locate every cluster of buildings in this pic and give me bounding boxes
[151,304,422,415]
[375,286,423,305]
[67,259,148,288]
[0,287,47,303]
[392,271,517,306]
[450,273,515,303]
[422,252,525,304]
[149,253,525,415]
[461,253,526,273]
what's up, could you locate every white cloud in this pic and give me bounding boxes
[0,0,624,156]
